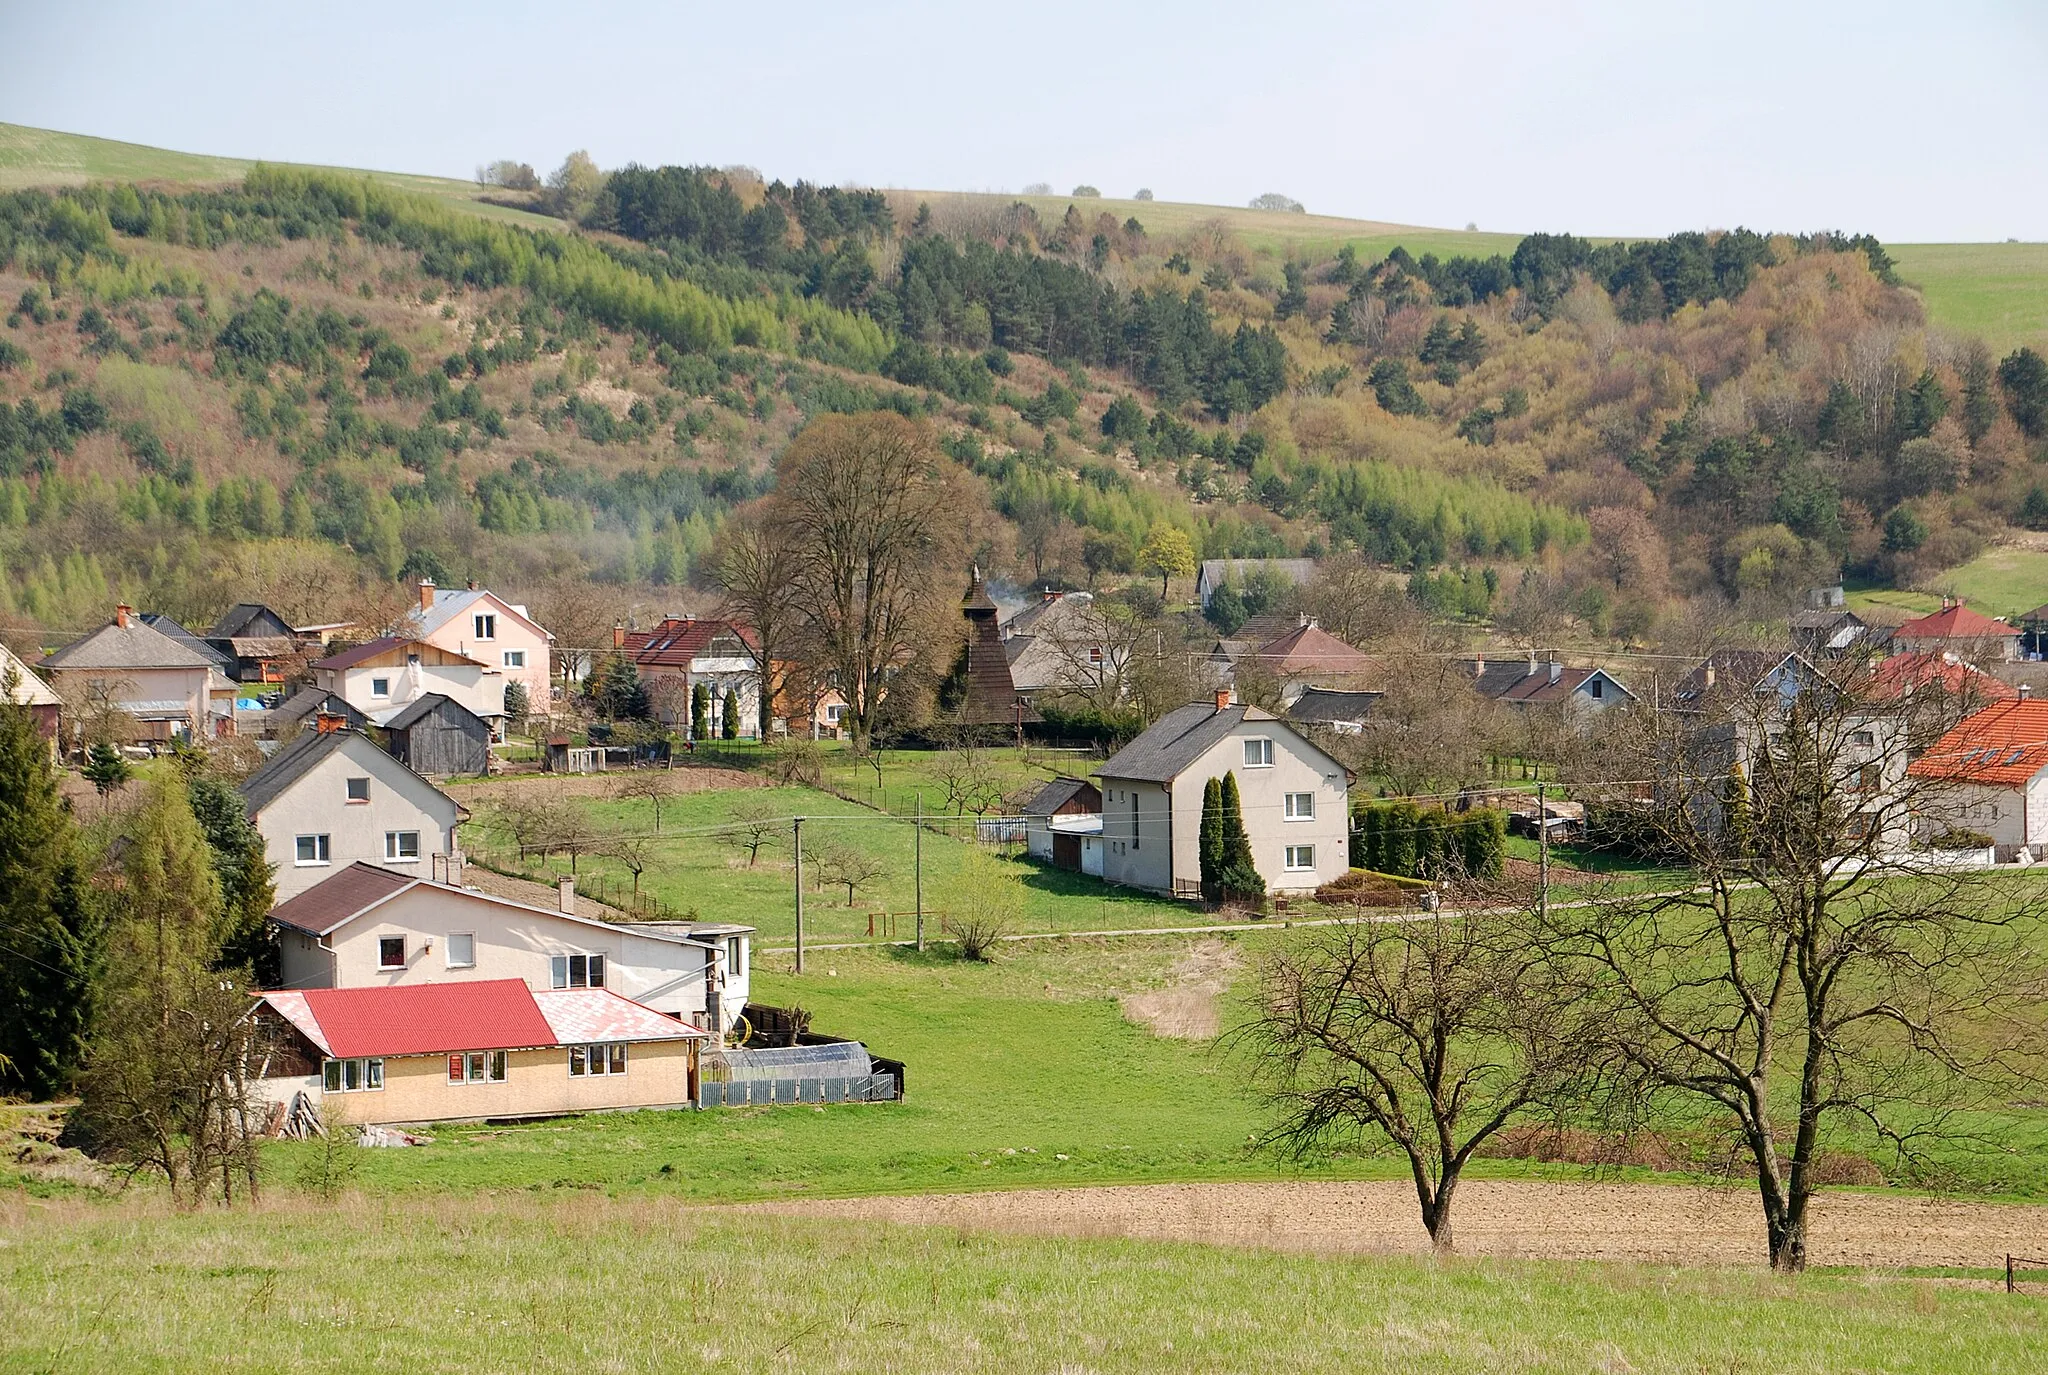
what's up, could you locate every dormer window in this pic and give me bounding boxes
[473,613,496,640]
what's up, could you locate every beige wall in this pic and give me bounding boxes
[50,664,209,737]
[255,734,461,900]
[315,1039,697,1126]
[422,594,552,703]
[1101,780,1174,893]
[272,884,750,1026]
[320,661,506,721]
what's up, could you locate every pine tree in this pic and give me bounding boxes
[82,741,131,795]
[1198,776,1225,903]
[1216,771,1264,903]
[186,770,277,982]
[0,690,99,1098]
[721,688,740,740]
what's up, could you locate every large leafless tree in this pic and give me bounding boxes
[712,499,806,736]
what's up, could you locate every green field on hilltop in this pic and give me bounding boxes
[1847,544,2048,621]
[6,1198,2045,1375]
[1892,241,2048,357]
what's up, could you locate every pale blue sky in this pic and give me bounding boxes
[4,0,2044,242]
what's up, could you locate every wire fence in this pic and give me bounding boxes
[463,845,698,924]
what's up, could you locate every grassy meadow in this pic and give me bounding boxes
[1847,544,2048,621]
[6,1195,2047,1375]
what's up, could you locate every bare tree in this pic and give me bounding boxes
[1243,904,1591,1254]
[1350,656,1510,797]
[816,842,885,907]
[927,731,1005,816]
[1034,596,1154,714]
[720,795,783,867]
[1540,671,2048,1271]
[713,501,807,736]
[601,830,653,896]
[1292,553,1419,650]
[770,412,963,747]
[939,851,1022,960]
[610,768,677,831]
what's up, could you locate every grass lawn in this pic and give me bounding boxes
[6,1196,2046,1375]
[1848,545,2048,622]
[1891,241,2048,357]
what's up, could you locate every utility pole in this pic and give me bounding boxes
[792,815,805,974]
[1536,780,1549,923]
[914,791,925,952]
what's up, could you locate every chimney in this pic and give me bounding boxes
[2023,684,2033,700]
[1704,663,1717,690]
[1215,688,1232,711]
[1299,612,1310,629]
[612,622,627,649]
[557,875,576,914]
[114,603,132,629]
[1549,661,1562,686]
[314,711,346,734]
[448,850,464,887]
[466,579,479,592]
[1473,656,1484,679]
[417,578,436,613]
[1042,586,1058,603]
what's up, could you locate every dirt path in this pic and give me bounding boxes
[744,1179,2048,1269]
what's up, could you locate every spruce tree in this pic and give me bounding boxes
[721,688,740,740]
[0,691,99,1098]
[1198,776,1225,903]
[186,770,278,982]
[1216,771,1264,902]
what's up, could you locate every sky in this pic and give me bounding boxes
[4,0,2045,242]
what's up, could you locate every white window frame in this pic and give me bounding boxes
[446,931,475,969]
[1244,738,1275,768]
[345,776,370,803]
[384,830,421,862]
[569,1042,628,1077]
[726,935,746,980]
[1284,844,1316,872]
[369,676,391,699]
[502,649,525,669]
[294,833,331,866]
[377,935,407,969]
[550,953,606,989]
[473,613,496,640]
[1284,792,1315,820]
[447,1050,507,1085]
[324,1057,384,1092]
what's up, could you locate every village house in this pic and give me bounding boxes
[241,723,465,901]
[1789,586,1869,659]
[205,602,304,685]
[620,617,761,737]
[401,578,554,705]
[1285,686,1383,735]
[42,604,234,746]
[1866,651,2017,704]
[1195,557,1317,611]
[1906,698,2048,854]
[1458,654,1634,713]
[1001,591,1117,702]
[266,687,371,737]
[1,642,62,755]
[1021,776,1104,876]
[1889,599,2020,663]
[265,860,753,1031]
[309,635,507,733]
[1097,691,1352,897]
[249,980,707,1127]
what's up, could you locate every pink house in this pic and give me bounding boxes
[401,580,553,706]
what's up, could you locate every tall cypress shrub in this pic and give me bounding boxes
[690,682,711,740]
[1382,801,1421,878]
[0,689,100,1098]
[1198,776,1225,903]
[1217,771,1264,902]
[1460,807,1507,878]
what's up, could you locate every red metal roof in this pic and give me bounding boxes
[1893,603,2019,641]
[1908,700,2048,786]
[628,618,760,668]
[296,980,557,1058]
[1867,652,2018,702]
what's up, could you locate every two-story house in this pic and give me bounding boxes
[1907,698,2048,854]
[240,722,465,901]
[310,636,507,733]
[42,604,233,745]
[403,579,553,706]
[266,860,753,1032]
[620,617,761,737]
[1097,692,1352,896]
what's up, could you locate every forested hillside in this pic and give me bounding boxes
[2,154,2045,656]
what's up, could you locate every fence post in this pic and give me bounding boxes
[2009,1254,2016,1293]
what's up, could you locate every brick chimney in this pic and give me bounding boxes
[314,711,346,734]
[557,875,576,914]
[466,579,479,591]
[1215,688,1232,711]
[612,623,627,649]
[114,603,133,629]
[417,578,436,613]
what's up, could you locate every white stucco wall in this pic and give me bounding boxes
[323,660,506,722]
[252,735,462,900]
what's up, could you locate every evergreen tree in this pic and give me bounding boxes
[589,652,648,720]
[1216,771,1265,902]
[1198,776,1225,904]
[0,688,99,1098]
[186,770,277,983]
[721,688,740,740]
[2000,347,2048,438]
[691,682,711,740]
[82,741,131,795]
[1722,762,1754,857]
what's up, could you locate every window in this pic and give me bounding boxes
[324,1057,384,1092]
[1130,791,1139,850]
[370,676,391,699]
[1244,738,1275,767]
[727,935,746,980]
[1284,792,1315,820]
[1284,844,1316,871]
[448,1050,507,1084]
[1589,678,1604,699]
[378,936,406,969]
[384,830,421,862]
[550,954,606,989]
[825,704,844,723]
[503,649,525,669]
[1854,764,1880,793]
[473,613,496,640]
[346,776,370,803]
[446,932,475,968]
[1089,647,1103,664]
[294,833,331,866]
[568,1042,629,1076]
[1850,730,1875,747]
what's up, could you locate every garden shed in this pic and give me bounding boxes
[381,692,490,778]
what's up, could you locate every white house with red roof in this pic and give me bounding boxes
[619,617,761,738]
[1866,651,2018,704]
[266,860,752,1032]
[1890,600,2021,663]
[1907,699,2048,849]
[249,979,706,1126]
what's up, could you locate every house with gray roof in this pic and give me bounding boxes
[1097,692,1352,897]
[42,604,234,745]
[401,579,553,706]
[241,723,465,901]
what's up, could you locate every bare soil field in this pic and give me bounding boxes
[747,1179,2048,1269]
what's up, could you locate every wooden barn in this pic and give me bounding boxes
[381,692,490,778]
